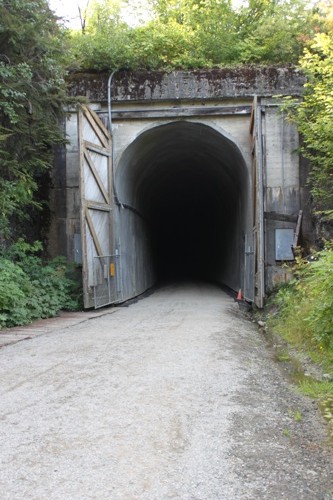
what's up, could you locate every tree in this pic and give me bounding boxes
[70,0,134,70]
[177,0,241,65]
[293,32,333,218]
[236,0,319,64]
[279,2,333,231]
[0,0,69,241]
[70,0,320,70]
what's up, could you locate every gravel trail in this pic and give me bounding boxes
[0,282,332,499]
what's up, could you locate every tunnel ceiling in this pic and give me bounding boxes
[116,121,248,217]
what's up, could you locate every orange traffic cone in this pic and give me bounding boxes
[236,289,243,301]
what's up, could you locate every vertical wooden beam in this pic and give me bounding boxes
[293,210,303,251]
[255,96,265,308]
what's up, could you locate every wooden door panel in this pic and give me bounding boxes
[78,104,116,308]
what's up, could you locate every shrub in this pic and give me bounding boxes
[0,240,82,328]
[268,245,333,350]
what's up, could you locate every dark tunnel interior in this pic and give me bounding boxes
[116,121,249,292]
[147,164,239,281]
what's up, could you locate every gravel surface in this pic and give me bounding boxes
[0,282,332,499]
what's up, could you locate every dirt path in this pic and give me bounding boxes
[0,282,332,499]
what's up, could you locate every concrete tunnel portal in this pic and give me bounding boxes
[115,121,250,299]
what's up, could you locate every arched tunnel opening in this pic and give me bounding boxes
[115,121,250,300]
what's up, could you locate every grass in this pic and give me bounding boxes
[266,247,333,368]
[262,325,333,440]
[282,428,291,437]
[276,350,291,362]
[288,408,303,422]
[261,246,333,443]
[272,321,333,377]
[298,379,333,399]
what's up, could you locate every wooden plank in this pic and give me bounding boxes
[264,212,298,223]
[85,208,104,257]
[253,96,265,308]
[87,201,112,212]
[108,105,253,120]
[78,106,90,307]
[84,149,109,204]
[249,102,255,134]
[85,140,111,156]
[82,104,110,148]
[293,210,303,249]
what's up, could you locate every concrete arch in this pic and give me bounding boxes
[115,120,251,302]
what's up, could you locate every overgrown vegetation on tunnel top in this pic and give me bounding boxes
[68,0,326,71]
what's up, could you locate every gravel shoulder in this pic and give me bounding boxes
[0,282,332,499]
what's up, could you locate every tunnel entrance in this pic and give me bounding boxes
[150,162,236,282]
[115,121,250,302]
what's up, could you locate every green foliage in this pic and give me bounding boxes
[298,379,333,399]
[0,240,82,328]
[0,0,70,238]
[281,4,333,219]
[298,34,333,215]
[70,0,134,70]
[237,0,319,64]
[268,245,333,350]
[69,0,319,71]
[132,19,203,70]
[288,408,302,422]
[153,0,241,66]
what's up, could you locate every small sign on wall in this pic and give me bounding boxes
[275,229,294,261]
[110,263,115,277]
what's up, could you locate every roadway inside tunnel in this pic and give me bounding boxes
[115,121,249,299]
